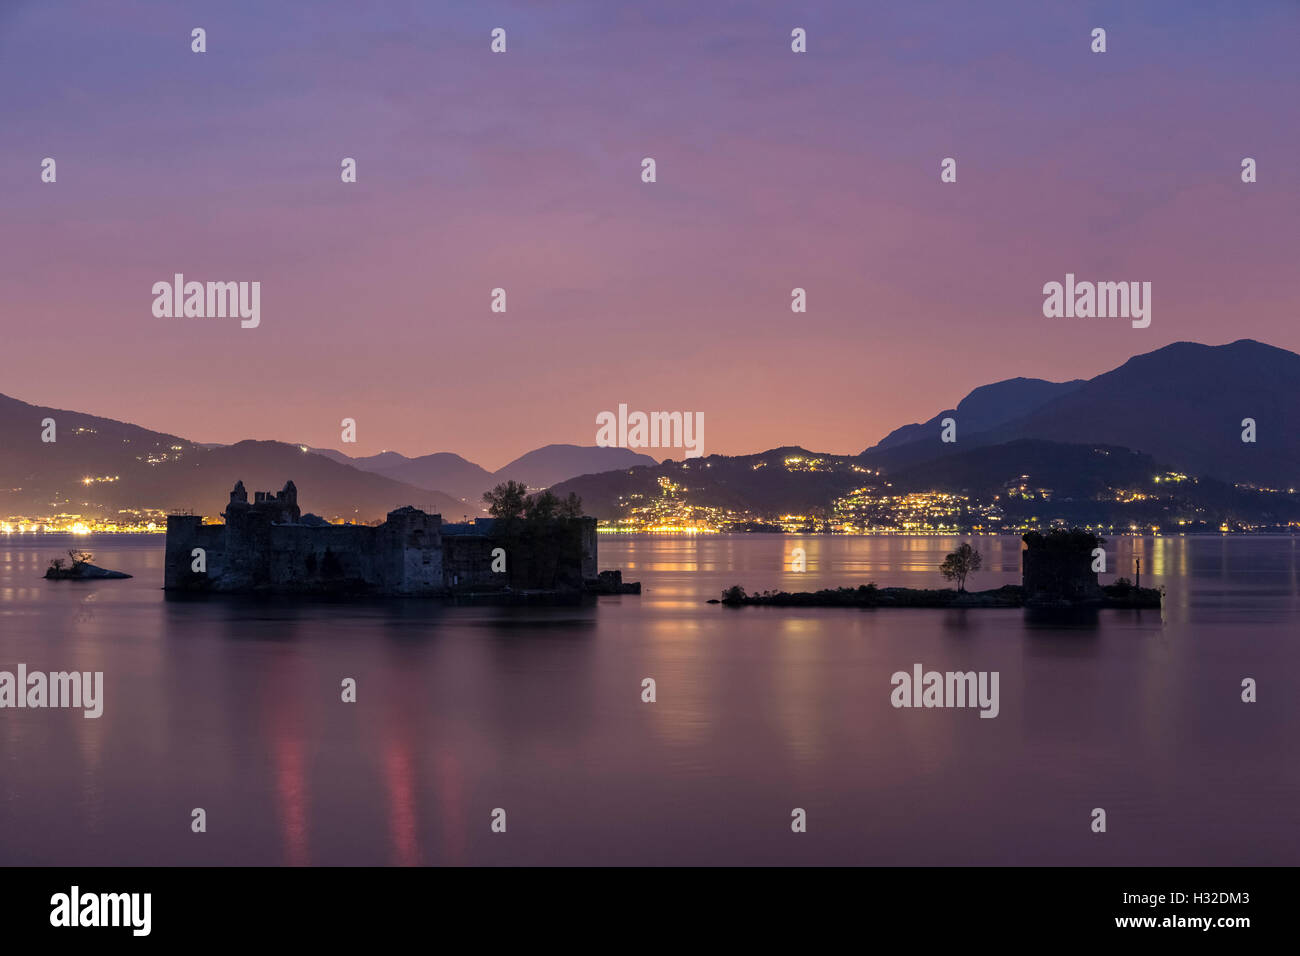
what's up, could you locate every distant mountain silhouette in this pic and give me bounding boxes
[885,438,1290,529]
[551,446,868,519]
[492,444,659,490]
[6,338,1296,526]
[887,439,1161,497]
[304,448,491,500]
[349,450,411,471]
[870,377,1084,451]
[551,436,1298,528]
[367,452,493,501]
[863,340,1300,486]
[550,441,1169,520]
[310,443,659,501]
[186,442,466,521]
[0,393,464,523]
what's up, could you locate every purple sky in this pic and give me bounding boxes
[2,0,1297,469]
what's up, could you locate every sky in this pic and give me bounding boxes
[2,0,1297,470]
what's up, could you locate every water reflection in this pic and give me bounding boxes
[1,533,1297,865]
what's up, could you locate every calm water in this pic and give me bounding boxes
[1,533,1297,866]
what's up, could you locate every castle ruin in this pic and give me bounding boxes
[165,481,597,595]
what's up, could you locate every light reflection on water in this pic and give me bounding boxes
[0,533,1297,865]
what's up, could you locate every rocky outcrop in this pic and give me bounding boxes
[45,562,131,580]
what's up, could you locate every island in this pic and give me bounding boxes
[45,551,132,580]
[710,530,1162,610]
[164,480,638,601]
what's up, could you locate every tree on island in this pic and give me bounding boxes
[524,489,584,522]
[481,483,587,589]
[483,480,530,522]
[721,584,747,604]
[939,542,982,592]
[47,550,93,575]
[482,483,584,526]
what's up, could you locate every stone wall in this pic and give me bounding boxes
[166,501,443,595]
[164,515,227,589]
[443,535,501,590]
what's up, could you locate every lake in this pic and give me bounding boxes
[1,533,1296,865]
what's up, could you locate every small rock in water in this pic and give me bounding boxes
[45,563,132,580]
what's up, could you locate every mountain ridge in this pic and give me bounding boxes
[4,338,1298,525]
[862,339,1300,486]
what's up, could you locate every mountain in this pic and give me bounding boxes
[549,440,1159,521]
[887,439,1162,497]
[863,340,1300,487]
[492,444,659,491]
[305,449,492,501]
[980,340,1300,486]
[160,438,661,506]
[7,338,1296,528]
[869,377,1084,451]
[550,436,1300,529]
[370,453,494,501]
[309,444,659,501]
[0,393,464,523]
[175,442,467,521]
[550,446,870,519]
[349,451,411,471]
[886,438,1299,529]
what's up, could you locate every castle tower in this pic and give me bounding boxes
[223,480,250,520]
[279,481,300,522]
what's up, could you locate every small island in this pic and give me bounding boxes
[710,530,1162,610]
[164,480,637,600]
[45,550,132,580]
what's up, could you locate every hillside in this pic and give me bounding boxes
[0,394,463,523]
[862,340,1300,487]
